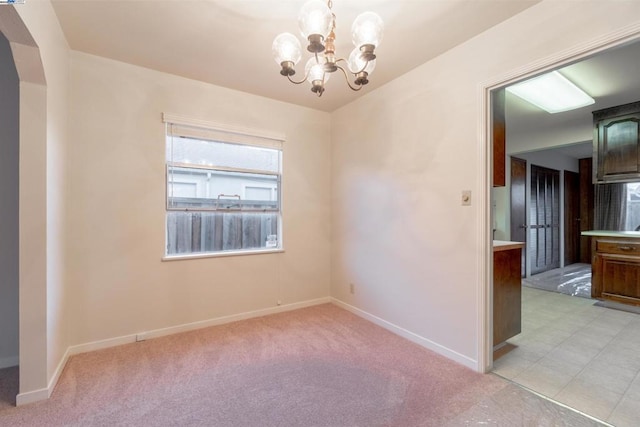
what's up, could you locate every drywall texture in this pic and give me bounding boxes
[330,1,640,367]
[66,51,331,346]
[0,31,19,369]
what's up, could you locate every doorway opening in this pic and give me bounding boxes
[0,29,20,407]
[488,35,640,425]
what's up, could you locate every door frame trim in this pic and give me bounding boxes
[478,22,640,373]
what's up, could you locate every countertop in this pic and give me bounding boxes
[493,240,525,251]
[581,230,640,238]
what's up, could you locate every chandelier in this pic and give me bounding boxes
[272,0,384,97]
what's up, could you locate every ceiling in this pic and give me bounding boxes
[506,39,640,159]
[49,0,639,153]
[50,0,539,112]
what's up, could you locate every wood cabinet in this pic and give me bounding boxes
[579,158,594,264]
[593,101,640,183]
[493,242,523,346]
[592,236,640,306]
[492,89,506,187]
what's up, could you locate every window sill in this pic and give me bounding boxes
[162,248,284,261]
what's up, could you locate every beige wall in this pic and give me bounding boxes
[7,0,640,402]
[65,51,331,346]
[330,1,640,367]
[31,0,70,391]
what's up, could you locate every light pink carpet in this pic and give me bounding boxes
[0,304,602,426]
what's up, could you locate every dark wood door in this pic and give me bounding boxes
[510,157,527,274]
[530,165,561,274]
[564,170,580,265]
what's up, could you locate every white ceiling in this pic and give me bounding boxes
[49,0,639,154]
[506,40,640,159]
[50,0,539,112]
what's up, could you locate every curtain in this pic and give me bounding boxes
[594,183,627,230]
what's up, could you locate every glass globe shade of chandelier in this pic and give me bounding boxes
[272,0,384,97]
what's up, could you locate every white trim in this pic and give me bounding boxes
[67,297,330,355]
[162,248,284,261]
[23,297,330,405]
[330,298,477,370]
[163,113,285,145]
[17,346,69,405]
[478,22,640,375]
[476,83,492,374]
[16,387,48,406]
[0,355,18,369]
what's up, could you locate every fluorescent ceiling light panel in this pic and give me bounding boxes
[506,71,595,113]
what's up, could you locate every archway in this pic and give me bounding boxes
[0,6,48,405]
[0,28,19,407]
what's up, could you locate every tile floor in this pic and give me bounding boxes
[493,286,640,426]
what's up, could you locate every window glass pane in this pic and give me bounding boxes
[165,122,282,256]
[168,166,279,210]
[166,211,278,255]
[626,183,640,230]
[167,136,280,173]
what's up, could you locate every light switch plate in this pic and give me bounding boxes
[462,190,471,206]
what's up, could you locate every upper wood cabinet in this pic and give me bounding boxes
[492,89,506,187]
[593,101,640,183]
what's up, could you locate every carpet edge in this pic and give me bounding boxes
[18,297,331,406]
[330,297,478,371]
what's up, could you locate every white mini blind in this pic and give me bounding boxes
[163,113,284,150]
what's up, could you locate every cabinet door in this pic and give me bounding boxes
[599,253,640,305]
[597,114,640,180]
[493,248,522,346]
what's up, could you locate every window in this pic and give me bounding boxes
[164,114,283,257]
[625,182,640,231]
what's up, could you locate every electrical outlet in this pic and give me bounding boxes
[349,283,355,294]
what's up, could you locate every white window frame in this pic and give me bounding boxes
[162,113,284,260]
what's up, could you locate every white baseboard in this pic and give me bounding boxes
[330,298,477,370]
[16,387,48,406]
[67,297,331,356]
[18,297,331,405]
[0,355,18,369]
